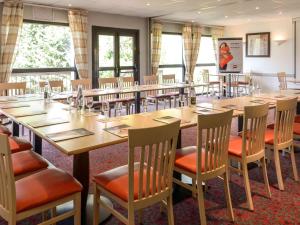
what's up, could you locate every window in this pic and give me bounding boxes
[159,34,184,82]
[12,21,75,92]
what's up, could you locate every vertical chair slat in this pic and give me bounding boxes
[138,146,145,200]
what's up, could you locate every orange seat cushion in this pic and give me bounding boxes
[295,115,300,123]
[9,136,33,154]
[267,123,300,136]
[228,136,243,157]
[12,150,48,176]
[93,163,157,202]
[174,146,213,174]
[0,125,11,136]
[16,168,82,213]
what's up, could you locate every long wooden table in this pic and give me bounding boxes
[1,89,300,222]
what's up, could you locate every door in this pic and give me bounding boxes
[92,26,139,88]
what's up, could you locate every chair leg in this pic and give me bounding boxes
[93,185,100,225]
[128,209,135,225]
[166,196,175,225]
[197,179,207,225]
[223,171,234,222]
[290,145,299,181]
[137,209,143,224]
[274,149,284,190]
[156,100,159,111]
[169,98,172,108]
[51,207,57,225]
[74,193,81,225]
[192,178,197,198]
[8,218,16,225]
[261,157,271,198]
[242,164,254,211]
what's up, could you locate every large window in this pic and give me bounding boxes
[158,33,217,82]
[12,21,75,92]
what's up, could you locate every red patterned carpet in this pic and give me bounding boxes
[1,117,300,225]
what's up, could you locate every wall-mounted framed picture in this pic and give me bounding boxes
[246,32,271,57]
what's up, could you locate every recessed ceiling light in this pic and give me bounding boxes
[279,11,283,15]
[146,2,150,6]
[191,20,195,23]
[247,18,251,22]
[197,11,201,14]
[255,6,260,10]
[217,0,221,2]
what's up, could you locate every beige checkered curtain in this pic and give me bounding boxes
[211,28,224,63]
[68,10,89,79]
[0,0,23,83]
[182,25,201,82]
[151,22,162,75]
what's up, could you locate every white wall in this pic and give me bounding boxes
[224,19,295,91]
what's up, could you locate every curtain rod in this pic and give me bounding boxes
[23,2,70,11]
[151,18,224,29]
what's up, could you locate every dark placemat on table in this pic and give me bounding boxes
[28,118,69,128]
[104,124,131,138]
[46,128,94,142]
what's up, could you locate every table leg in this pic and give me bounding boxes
[297,102,300,114]
[33,133,42,155]
[12,121,19,137]
[238,116,243,133]
[228,74,232,98]
[135,92,141,114]
[179,87,185,107]
[73,152,89,223]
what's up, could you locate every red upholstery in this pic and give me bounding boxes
[264,129,275,145]
[9,136,33,153]
[12,150,48,176]
[16,168,82,213]
[174,146,213,174]
[267,123,300,136]
[0,125,11,136]
[93,163,157,202]
[228,136,243,157]
[295,115,300,123]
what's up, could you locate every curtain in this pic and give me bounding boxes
[68,10,89,79]
[0,0,24,83]
[182,25,201,82]
[151,22,162,75]
[211,27,224,63]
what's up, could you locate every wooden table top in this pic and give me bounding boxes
[1,89,299,156]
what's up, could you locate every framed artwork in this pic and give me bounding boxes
[246,32,270,57]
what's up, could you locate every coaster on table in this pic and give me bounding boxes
[104,124,131,138]
[154,116,190,125]
[28,118,69,128]
[46,128,94,142]
[11,110,47,118]
[0,104,30,109]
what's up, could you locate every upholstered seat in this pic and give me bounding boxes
[0,125,12,136]
[93,163,157,202]
[12,150,48,177]
[228,136,243,157]
[16,168,82,213]
[267,123,300,136]
[295,115,300,123]
[9,136,33,153]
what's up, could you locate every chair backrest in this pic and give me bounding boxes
[144,75,159,96]
[162,74,177,94]
[119,77,134,99]
[0,82,26,96]
[241,104,269,157]
[197,110,233,176]
[277,72,287,90]
[202,69,209,83]
[40,80,64,92]
[127,121,180,203]
[0,134,16,217]
[71,79,91,91]
[273,98,297,147]
[98,77,118,101]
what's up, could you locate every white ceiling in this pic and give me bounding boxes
[19,0,300,25]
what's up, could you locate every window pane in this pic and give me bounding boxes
[160,34,183,65]
[120,36,134,67]
[158,67,183,82]
[120,69,134,77]
[99,35,114,67]
[99,70,114,78]
[197,36,216,64]
[14,23,74,69]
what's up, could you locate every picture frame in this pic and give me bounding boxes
[246,32,270,57]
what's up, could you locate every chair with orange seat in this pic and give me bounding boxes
[264,98,299,191]
[228,104,271,211]
[173,110,234,225]
[93,121,180,225]
[0,134,82,225]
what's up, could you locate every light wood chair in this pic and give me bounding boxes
[71,79,91,91]
[144,75,171,110]
[0,134,82,225]
[265,98,299,191]
[120,76,136,114]
[277,72,287,90]
[162,74,179,108]
[39,80,64,92]
[201,69,221,97]
[93,121,181,225]
[0,82,26,96]
[174,110,234,225]
[228,104,271,211]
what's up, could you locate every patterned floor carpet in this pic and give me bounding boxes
[1,103,300,225]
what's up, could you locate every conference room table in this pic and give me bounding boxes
[1,89,300,222]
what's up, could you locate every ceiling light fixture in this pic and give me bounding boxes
[197,11,201,14]
[255,6,260,10]
[279,11,283,15]
[68,3,72,7]
[225,16,228,19]
[146,2,150,6]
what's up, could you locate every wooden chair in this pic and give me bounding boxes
[93,121,181,225]
[40,80,64,92]
[201,69,221,97]
[144,75,171,110]
[162,74,179,108]
[174,110,234,225]
[277,72,287,90]
[119,77,136,114]
[71,79,91,91]
[0,134,82,225]
[265,98,299,190]
[228,104,271,211]
[0,82,26,96]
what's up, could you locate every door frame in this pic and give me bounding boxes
[92,26,140,88]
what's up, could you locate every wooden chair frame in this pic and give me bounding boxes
[0,82,26,96]
[201,69,221,97]
[277,72,287,90]
[162,74,179,108]
[40,80,64,92]
[0,134,81,225]
[265,98,299,190]
[93,121,181,225]
[229,104,271,211]
[71,79,91,91]
[174,110,234,225]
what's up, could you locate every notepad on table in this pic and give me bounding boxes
[104,124,131,138]
[28,118,69,128]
